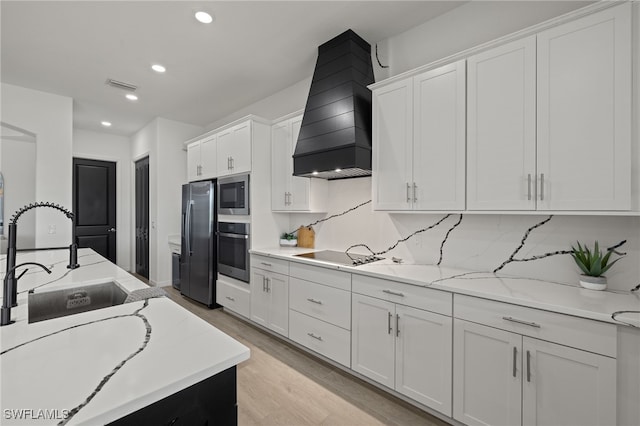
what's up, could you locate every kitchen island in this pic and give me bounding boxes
[0,248,249,425]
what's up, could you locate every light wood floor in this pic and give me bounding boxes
[163,286,451,426]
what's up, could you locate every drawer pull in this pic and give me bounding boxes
[225,296,235,302]
[502,316,540,328]
[512,346,517,377]
[260,262,272,267]
[383,289,405,297]
[306,298,323,305]
[307,332,323,341]
[526,350,531,382]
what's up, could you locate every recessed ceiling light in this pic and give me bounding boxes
[335,168,342,173]
[195,11,213,24]
[101,121,112,127]
[312,171,319,175]
[151,64,166,73]
[125,93,138,101]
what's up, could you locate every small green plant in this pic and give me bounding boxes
[280,232,296,240]
[570,241,625,277]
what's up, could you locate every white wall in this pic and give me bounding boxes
[131,117,202,286]
[0,83,73,247]
[382,1,593,78]
[73,128,132,271]
[155,118,202,286]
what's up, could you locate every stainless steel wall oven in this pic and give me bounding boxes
[217,222,250,282]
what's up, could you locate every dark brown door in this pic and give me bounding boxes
[72,158,117,263]
[135,157,149,279]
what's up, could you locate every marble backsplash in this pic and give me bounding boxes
[288,177,640,293]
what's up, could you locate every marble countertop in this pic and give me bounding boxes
[251,247,640,328]
[0,249,249,425]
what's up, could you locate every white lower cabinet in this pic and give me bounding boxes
[250,267,289,337]
[216,279,250,319]
[351,292,453,416]
[453,294,617,426]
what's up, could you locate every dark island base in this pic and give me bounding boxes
[108,366,237,426]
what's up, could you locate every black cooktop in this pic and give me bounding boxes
[294,250,383,267]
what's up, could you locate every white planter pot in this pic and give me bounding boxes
[579,275,607,291]
[279,239,297,247]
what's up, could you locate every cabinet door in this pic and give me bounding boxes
[288,116,311,211]
[186,141,201,182]
[228,122,252,175]
[395,305,452,416]
[217,128,234,176]
[199,135,217,179]
[351,293,395,388]
[267,272,289,337]
[467,36,536,210]
[537,4,631,210]
[453,319,522,426]
[250,269,269,328]
[372,79,413,211]
[413,60,466,211]
[522,337,616,426]
[271,121,290,210]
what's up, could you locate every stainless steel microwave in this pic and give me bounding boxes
[218,174,249,215]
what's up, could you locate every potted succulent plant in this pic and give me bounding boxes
[279,232,297,247]
[570,241,625,290]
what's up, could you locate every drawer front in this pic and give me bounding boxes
[217,279,250,318]
[251,255,289,276]
[352,274,452,316]
[290,277,351,330]
[454,294,616,357]
[290,262,351,291]
[289,310,351,367]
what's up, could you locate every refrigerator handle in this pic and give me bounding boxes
[185,200,193,255]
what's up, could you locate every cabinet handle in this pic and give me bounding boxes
[406,183,411,203]
[388,312,393,334]
[413,182,417,202]
[230,157,234,170]
[262,276,266,292]
[306,298,323,305]
[526,350,531,382]
[226,296,235,302]
[539,173,545,201]
[260,262,272,267]
[527,174,532,201]
[396,314,400,337]
[266,278,270,293]
[502,316,540,328]
[307,332,323,341]
[383,289,405,297]
[513,346,517,377]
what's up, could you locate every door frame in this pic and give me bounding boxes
[72,155,118,263]
[132,151,150,279]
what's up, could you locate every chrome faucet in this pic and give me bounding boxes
[1,202,78,326]
[1,262,52,325]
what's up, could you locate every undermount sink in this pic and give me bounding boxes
[28,281,129,324]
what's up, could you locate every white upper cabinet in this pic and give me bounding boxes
[217,121,252,177]
[373,60,466,211]
[372,79,413,211]
[186,135,217,182]
[270,114,327,212]
[413,61,466,210]
[537,4,631,211]
[467,36,537,211]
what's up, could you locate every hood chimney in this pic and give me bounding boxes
[293,29,374,180]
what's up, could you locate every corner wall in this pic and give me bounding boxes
[0,83,73,247]
[73,128,132,271]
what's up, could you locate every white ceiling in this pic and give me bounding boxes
[1,1,466,136]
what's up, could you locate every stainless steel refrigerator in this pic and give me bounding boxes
[181,180,218,308]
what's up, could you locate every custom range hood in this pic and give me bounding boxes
[293,29,374,180]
